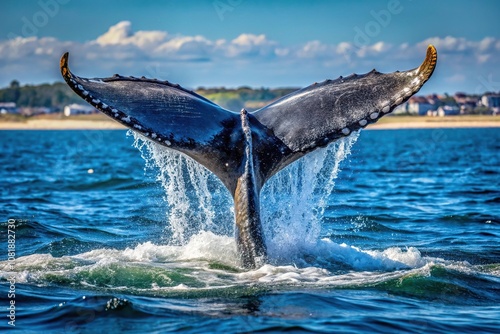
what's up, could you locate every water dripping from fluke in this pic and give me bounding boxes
[131,129,360,268]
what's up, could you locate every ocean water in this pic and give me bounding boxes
[0,128,499,333]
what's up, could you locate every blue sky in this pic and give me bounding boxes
[1,0,499,94]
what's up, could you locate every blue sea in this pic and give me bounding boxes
[1,127,499,333]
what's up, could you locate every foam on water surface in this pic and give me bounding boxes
[2,231,492,296]
[3,130,496,297]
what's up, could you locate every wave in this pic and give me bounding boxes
[2,231,498,303]
[3,130,498,302]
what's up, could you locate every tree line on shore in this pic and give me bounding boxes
[2,80,497,116]
[0,80,298,113]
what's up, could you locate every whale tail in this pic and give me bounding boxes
[60,45,437,268]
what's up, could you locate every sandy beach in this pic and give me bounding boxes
[0,115,499,130]
[367,118,500,130]
[0,119,125,130]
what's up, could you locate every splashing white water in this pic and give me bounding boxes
[3,233,469,292]
[130,131,233,244]
[261,134,360,264]
[131,130,359,266]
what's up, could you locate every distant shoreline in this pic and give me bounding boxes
[0,115,499,130]
[0,119,125,130]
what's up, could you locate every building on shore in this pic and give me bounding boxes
[63,103,96,116]
[392,103,408,114]
[0,102,19,114]
[481,94,500,115]
[436,105,461,116]
[19,107,54,115]
[407,96,435,115]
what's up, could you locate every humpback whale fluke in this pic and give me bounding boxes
[60,45,437,269]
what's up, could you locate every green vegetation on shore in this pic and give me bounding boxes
[197,87,297,111]
[2,81,498,118]
[0,80,298,112]
[2,113,498,125]
[0,80,82,110]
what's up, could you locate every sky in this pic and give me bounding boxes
[1,0,500,95]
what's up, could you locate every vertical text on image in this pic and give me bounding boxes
[7,218,17,327]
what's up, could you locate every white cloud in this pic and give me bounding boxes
[225,33,277,57]
[297,40,331,58]
[418,36,487,54]
[418,36,470,52]
[477,54,491,64]
[96,21,167,48]
[355,41,391,58]
[478,37,495,52]
[0,36,60,60]
[92,22,279,60]
[96,21,133,45]
[274,47,289,57]
[156,35,214,60]
[336,42,352,55]
[0,21,499,93]
[232,33,268,46]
